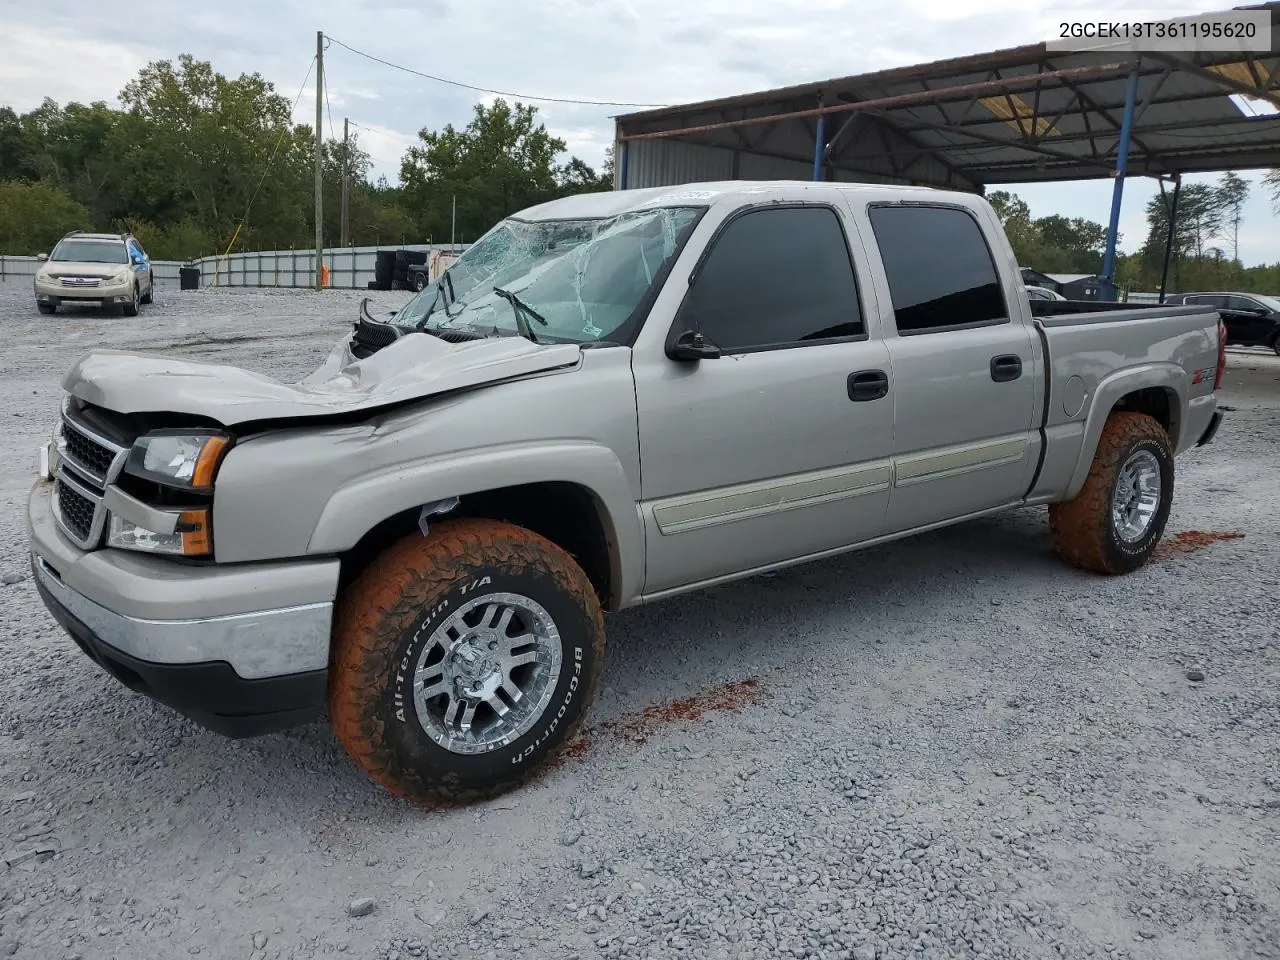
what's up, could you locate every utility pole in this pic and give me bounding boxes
[340,117,350,248]
[314,30,324,290]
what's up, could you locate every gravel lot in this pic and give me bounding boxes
[0,282,1276,960]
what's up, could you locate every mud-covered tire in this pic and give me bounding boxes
[1049,411,1174,575]
[327,517,605,807]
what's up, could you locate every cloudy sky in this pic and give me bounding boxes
[2,0,1276,264]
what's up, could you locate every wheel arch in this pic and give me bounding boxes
[312,443,643,611]
[1064,365,1184,501]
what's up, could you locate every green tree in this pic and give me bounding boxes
[1265,169,1280,213]
[118,54,313,252]
[0,180,90,254]
[401,98,601,242]
[1215,171,1250,262]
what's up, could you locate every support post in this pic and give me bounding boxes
[314,31,324,291]
[451,195,456,254]
[1158,173,1181,304]
[340,117,350,248]
[1100,68,1139,292]
[813,113,826,181]
[618,140,629,190]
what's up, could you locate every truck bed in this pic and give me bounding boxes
[1029,299,1211,325]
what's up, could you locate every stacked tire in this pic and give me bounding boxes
[369,251,397,291]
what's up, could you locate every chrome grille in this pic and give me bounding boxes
[61,422,117,483]
[53,405,129,550]
[54,480,95,540]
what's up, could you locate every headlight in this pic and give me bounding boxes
[108,508,212,557]
[125,432,231,490]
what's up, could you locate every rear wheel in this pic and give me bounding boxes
[1049,411,1173,575]
[37,303,56,315]
[1271,334,1280,357]
[328,517,605,807]
[413,273,428,292]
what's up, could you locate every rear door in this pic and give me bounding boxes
[1223,295,1272,345]
[860,202,1041,532]
[632,201,894,595]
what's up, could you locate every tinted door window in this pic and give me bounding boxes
[678,206,864,351]
[868,205,1008,333]
[1225,296,1263,312]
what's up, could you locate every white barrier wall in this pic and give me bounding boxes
[0,244,466,290]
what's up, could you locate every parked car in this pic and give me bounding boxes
[1165,291,1280,354]
[1026,284,1066,301]
[27,180,1226,806]
[33,231,154,316]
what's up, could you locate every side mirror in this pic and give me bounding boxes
[667,329,721,362]
[36,253,48,262]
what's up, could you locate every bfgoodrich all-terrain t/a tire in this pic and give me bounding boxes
[328,517,606,807]
[1049,411,1174,575]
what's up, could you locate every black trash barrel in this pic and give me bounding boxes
[179,266,200,291]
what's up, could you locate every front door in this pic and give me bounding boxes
[860,202,1041,532]
[632,202,895,596]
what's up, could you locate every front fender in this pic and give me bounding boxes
[306,440,644,608]
[1064,363,1186,500]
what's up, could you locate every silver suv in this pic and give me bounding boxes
[34,232,155,316]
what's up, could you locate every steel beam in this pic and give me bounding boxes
[1158,174,1182,303]
[1145,51,1280,108]
[620,62,1134,141]
[1102,69,1140,284]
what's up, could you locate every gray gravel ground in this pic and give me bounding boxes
[0,282,1276,960]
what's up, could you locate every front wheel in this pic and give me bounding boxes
[1271,335,1280,357]
[328,517,605,807]
[37,303,56,315]
[140,273,154,304]
[121,285,139,317]
[1049,411,1173,575]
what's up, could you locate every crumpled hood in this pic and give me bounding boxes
[62,332,583,427]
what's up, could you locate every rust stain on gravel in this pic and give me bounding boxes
[558,677,771,762]
[1153,530,1243,561]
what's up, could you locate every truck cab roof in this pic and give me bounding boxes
[513,180,983,222]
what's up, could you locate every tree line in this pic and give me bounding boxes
[990,170,1280,295]
[0,54,612,260]
[1,50,1277,295]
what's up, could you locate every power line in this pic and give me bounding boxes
[325,34,669,109]
[323,54,335,142]
[223,54,317,260]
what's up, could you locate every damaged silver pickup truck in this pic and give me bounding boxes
[28,181,1226,805]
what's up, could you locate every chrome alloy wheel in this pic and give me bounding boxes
[1111,449,1161,543]
[411,592,562,755]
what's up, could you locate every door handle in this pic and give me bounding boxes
[990,355,1022,383]
[847,370,889,402]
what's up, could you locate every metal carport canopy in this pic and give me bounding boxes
[613,2,1280,191]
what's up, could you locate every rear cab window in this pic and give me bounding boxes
[676,204,866,353]
[866,204,1009,335]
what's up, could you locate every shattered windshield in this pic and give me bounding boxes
[394,206,704,344]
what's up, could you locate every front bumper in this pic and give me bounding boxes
[35,277,133,304]
[28,481,338,737]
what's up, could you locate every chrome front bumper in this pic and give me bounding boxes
[28,481,338,681]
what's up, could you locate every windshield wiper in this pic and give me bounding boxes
[492,287,550,344]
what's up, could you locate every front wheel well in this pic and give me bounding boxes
[1111,387,1178,446]
[338,481,617,609]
